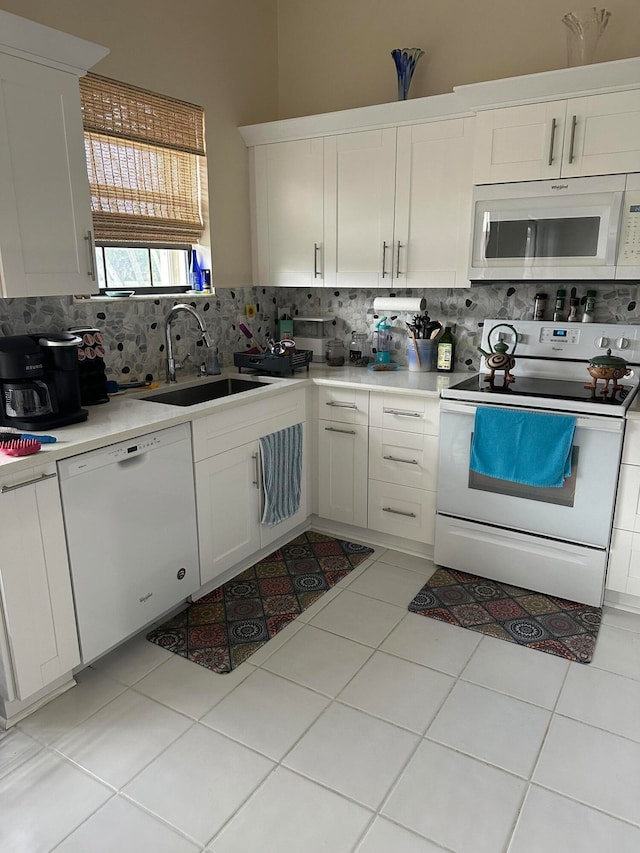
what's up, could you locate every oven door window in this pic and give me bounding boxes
[468,443,579,507]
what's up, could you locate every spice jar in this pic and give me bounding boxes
[582,290,596,323]
[325,338,346,366]
[567,296,579,322]
[533,293,547,321]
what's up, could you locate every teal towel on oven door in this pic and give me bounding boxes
[470,407,576,488]
[260,423,303,524]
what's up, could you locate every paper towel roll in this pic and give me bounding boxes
[373,296,426,313]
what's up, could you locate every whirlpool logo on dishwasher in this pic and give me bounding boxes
[139,592,153,603]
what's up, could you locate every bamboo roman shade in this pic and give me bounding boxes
[79,73,206,244]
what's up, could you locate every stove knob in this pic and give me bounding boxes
[617,337,630,350]
[596,336,610,348]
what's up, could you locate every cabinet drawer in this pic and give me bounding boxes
[317,386,369,425]
[369,428,437,491]
[369,392,439,435]
[192,387,306,461]
[367,480,436,544]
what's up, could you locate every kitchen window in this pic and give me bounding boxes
[79,73,209,294]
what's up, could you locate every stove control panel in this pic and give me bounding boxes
[481,320,640,364]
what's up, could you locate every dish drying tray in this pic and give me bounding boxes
[233,349,313,375]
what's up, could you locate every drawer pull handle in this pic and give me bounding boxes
[1,472,57,493]
[326,401,357,409]
[383,455,418,465]
[382,506,416,518]
[325,427,356,435]
[383,409,421,418]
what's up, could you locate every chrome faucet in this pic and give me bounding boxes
[164,303,213,383]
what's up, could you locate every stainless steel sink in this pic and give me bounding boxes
[142,377,269,406]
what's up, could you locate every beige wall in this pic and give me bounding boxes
[276,0,640,118]
[0,0,279,287]
[3,1,639,285]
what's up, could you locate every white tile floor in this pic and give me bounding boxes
[2,546,640,852]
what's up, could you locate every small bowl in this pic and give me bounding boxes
[105,290,135,298]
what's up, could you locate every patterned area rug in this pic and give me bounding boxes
[408,567,602,663]
[147,531,374,673]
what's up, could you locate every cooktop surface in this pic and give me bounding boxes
[446,374,635,408]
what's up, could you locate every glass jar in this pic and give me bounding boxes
[325,338,346,366]
[349,332,369,364]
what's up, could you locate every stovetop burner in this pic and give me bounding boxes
[448,374,634,407]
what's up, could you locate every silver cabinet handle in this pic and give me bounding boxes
[314,243,322,278]
[383,408,421,418]
[568,115,577,164]
[548,117,557,166]
[383,455,418,465]
[1,472,57,493]
[84,230,97,280]
[381,241,390,278]
[382,506,416,518]
[325,426,356,435]
[396,241,404,276]
[252,452,260,488]
[326,401,357,409]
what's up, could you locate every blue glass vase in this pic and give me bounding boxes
[391,48,424,100]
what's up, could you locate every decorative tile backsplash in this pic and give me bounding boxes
[0,283,638,381]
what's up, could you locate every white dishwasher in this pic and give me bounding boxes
[57,423,200,664]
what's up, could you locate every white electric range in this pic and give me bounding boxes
[436,319,640,607]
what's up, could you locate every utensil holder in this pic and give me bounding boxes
[408,339,437,372]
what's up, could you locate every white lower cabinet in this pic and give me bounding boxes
[314,387,440,548]
[0,465,80,713]
[196,442,262,584]
[194,388,308,588]
[607,419,640,604]
[317,419,368,528]
[367,393,440,545]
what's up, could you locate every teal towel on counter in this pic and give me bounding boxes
[470,407,576,488]
[260,423,303,525]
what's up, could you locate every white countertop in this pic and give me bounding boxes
[0,365,468,475]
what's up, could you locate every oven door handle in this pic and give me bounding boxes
[439,398,624,432]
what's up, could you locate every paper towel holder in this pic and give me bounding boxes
[372,296,426,313]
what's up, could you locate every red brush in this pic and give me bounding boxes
[0,438,42,457]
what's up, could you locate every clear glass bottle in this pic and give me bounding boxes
[349,332,368,364]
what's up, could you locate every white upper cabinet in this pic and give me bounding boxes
[0,10,107,298]
[473,89,640,184]
[250,138,325,287]
[325,119,474,289]
[324,128,397,289]
[249,114,474,290]
[394,119,474,289]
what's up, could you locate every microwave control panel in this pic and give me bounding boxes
[617,190,640,266]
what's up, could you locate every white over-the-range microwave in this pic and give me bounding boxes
[469,173,640,281]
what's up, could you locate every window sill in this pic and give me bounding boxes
[75,290,215,303]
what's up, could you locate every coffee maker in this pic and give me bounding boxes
[0,334,88,430]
